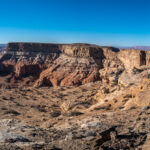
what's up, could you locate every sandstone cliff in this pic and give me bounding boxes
[0,42,149,87]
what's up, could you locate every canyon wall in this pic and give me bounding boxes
[118,49,147,70]
[0,42,149,87]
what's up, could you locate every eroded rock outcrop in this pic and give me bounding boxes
[0,42,149,87]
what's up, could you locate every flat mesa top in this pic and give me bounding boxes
[5,42,119,53]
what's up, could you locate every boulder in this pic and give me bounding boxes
[135,90,150,107]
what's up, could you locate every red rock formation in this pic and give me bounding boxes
[0,42,149,87]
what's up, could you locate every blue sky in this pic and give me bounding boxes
[0,0,150,46]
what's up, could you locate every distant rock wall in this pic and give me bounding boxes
[6,43,62,53]
[6,43,118,59]
[118,49,147,70]
[146,51,150,66]
[0,42,150,87]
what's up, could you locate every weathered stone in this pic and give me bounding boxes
[0,42,150,88]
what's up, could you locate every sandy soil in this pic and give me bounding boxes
[0,81,150,149]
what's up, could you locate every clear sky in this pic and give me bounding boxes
[0,0,150,46]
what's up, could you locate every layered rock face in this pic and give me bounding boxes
[118,49,147,70]
[0,42,149,87]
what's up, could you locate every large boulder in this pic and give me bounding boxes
[135,90,150,107]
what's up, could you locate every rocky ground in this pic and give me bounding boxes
[0,75,150,150]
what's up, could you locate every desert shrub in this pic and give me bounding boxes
[1,107,7,110]
[51,110,61,117]
[4,110,20,115]
[2,96,8,100]
[69,111,84,116]
[31,105,47,112]
[94,105,106,110]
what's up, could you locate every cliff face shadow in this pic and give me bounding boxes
[140,51,146,66]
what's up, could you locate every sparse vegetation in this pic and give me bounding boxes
[69,111,84,116]
[4,110,20,115]
[51,110,61,118]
